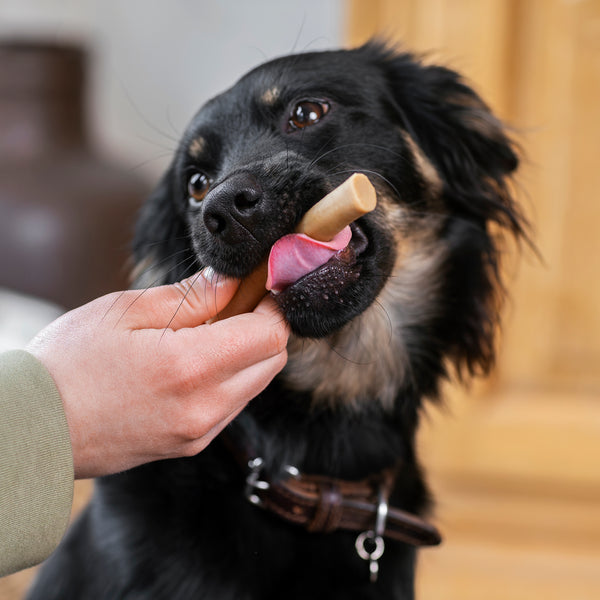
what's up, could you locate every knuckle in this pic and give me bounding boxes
[181,438,209,458]
[174,408,210,443]
[268,321,290,355]
[275,347,289,369]
[160,348,202,397]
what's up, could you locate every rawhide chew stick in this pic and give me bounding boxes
[214,173,376,320]
[295,172,376,241]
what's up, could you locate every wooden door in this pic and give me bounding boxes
[347,1,600,598]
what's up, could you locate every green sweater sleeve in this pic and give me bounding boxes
[0,350,74,577]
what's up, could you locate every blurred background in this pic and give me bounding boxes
[0,1,598,599]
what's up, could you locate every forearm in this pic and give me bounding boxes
[0,350,73,577]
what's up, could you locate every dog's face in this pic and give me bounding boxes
[134,43,524,407]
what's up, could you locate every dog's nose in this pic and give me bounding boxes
[203,173,263,242]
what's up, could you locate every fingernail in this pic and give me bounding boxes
[201,266,216,284]
[199,266,235,289]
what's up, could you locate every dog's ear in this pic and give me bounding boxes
[367,43,528,377]
[370,43,521,228]
[131,166,193,288]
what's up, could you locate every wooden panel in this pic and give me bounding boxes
[347,0,515,115]
[545,0,600,384]
[347,0,600,598]
[347,0,385,47]
[416,384,600,599]
[348,0,600,388]
[416,384,600,597]
[420,388,600,492]
[499,0,600,388]
[417,538,600,600]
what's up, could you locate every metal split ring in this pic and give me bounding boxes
[355,485,389,582]
[355,530,385,561]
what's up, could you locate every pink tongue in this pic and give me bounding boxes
[266,226,352,292]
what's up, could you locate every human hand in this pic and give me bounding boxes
[26,271,289,479]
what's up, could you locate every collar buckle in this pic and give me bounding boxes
[245,458,300,506]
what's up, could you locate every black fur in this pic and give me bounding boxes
[28,42,525,599]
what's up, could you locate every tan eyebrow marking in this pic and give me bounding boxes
[261,86,280,106]
[188,136,206,158]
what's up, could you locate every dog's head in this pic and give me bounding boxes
[134,42,526,407]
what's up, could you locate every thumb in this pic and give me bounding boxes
[120,269,241,330]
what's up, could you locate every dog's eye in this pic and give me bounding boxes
[187,172,210,207]
[288,100,329,131]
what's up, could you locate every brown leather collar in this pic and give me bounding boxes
[221,429,442,549]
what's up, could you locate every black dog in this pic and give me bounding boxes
[28,42,525,599]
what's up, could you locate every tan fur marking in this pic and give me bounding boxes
[261,86,280,106]
[402,131,443,198]
[189,136,206,158]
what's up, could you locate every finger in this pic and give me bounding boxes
[179,349,288,455]
[209,349,289,411]
[182,403,247,458]
[252,293,287,320]
[119,269,241,330]
[180,309,289,378]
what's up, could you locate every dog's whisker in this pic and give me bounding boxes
[111,285,155,329]
[165,105,183,140]
[323,339,365,365]
[372,298,394,346]
[300,37,334,53]
[134,248,192,275]
[320,305,387,367]
[324,333,377,367]
[113,254,197,327]
[118,78,181,145]
[327,167,404,200]
[129,251,196,291]
[100,289,130,325]
[249,45,269,62]
[289,13,307,55]
[306,134,338,168]
[308,142,407,170]
[101,251,194,324]
[128,152,177,174]
[138,236,191,250]
[177,256,202,280]
[159,270,204,343]
[202,268,229,318]
[132,134,178,153]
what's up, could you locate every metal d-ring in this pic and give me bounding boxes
[245,457,270,506]
[375,485,389,538]
[355,486,389,583]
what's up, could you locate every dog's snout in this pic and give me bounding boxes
[203,173,263,240]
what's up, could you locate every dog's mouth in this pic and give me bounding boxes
[266,222,368,294]
[197,206,381,338]
[268,222,372,337]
